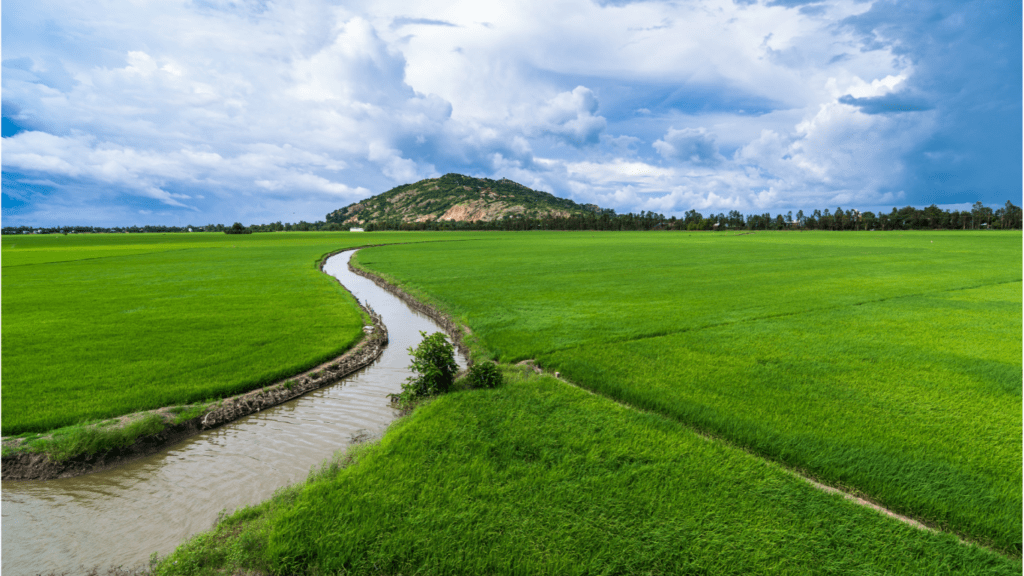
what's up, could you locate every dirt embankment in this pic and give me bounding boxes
[347,258,472,362]
[2,251,389,481]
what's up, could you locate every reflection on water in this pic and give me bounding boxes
[2,250,465,576]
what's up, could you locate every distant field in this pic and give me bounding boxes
[356,231,1022,552]
[0,232,474,435]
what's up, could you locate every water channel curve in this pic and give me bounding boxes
[1,249,466,575]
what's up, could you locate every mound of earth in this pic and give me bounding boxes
[327,173,601,226]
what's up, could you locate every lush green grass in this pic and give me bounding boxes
[1,231,481,435]
[356,231,1021,358]
[24,413,168,461]
[355,231,1022,552]
[154,371,1019,575]
[7,229,1019,571]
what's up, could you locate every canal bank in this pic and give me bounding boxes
[1,250,467,576]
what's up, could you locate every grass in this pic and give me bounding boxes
[7,229,1020,571]
[354,231,1022,552]
[169,404,208,425]
[152,370,1020,575]
[1,231,487,436]
[3,413,168,461]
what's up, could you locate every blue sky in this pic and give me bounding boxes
[2,0,1020,226]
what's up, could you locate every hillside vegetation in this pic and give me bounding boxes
[326,173,599,228]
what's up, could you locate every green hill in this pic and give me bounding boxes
[327,174,600,227]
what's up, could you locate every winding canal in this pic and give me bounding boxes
[1,249,466,575]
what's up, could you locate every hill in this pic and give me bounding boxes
[326,174,600,227]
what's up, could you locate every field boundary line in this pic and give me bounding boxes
[512,358,1017,558]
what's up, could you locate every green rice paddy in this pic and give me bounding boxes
[3,229,1020,572]
[155,370,1019,575]
[0,232,469,435]
[354,231,1022,552]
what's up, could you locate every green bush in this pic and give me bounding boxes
[466,361,503,389]
[392,332,457,406]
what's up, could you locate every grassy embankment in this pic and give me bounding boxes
[353,231,1021,553]
[0,231,468,456]
[155,368,1019,575]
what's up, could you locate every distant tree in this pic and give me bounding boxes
[224,222,252,234]
[922,204,942,229]
[998,200,1022,229]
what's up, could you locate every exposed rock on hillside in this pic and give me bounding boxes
[326,174,598,227]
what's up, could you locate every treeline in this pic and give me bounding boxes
[4,201,1020,235]
[365,201,1023,232]
[1,220,346,235]
[2,224,200,235]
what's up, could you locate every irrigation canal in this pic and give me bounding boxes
[1,250,467,576]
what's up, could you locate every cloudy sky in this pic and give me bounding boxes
[2,0,1020,226]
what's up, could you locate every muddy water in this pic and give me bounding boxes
[1,250,465,576]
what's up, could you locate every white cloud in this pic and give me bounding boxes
[566,159,674,185]
[2,0,948,225]
[290,17,411,105]
[535,86,607,146]
[653,127,725,166]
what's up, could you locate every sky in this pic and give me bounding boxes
[2,0,1021,227]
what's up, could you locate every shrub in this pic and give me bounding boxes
[466,361,503,389]
[392,332,457,406]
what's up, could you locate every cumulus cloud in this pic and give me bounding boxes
[536,86,607,146]
[1,0,1016,225]
[653,127,725,166]
[290,18,412,105]
[837,93,932,114]
[3,131,373,211]
[2,4,452,224]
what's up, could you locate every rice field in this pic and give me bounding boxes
[4,229,1019,571]
[155,370,1020,575]
[0,231,474,435]
[354,231,1022,552]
